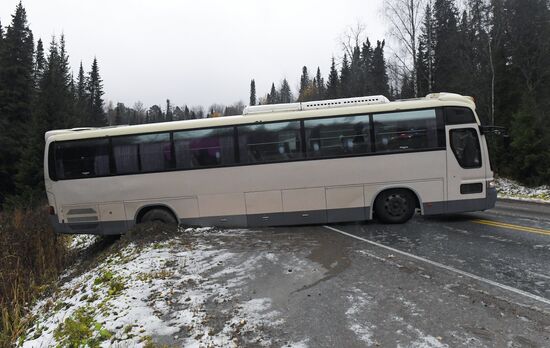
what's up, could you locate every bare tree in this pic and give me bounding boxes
[339,21,367,58]
[385,0,425,97]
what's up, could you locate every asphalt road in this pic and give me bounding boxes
[69,198,549,347]
[226,199,550,347]
[330,199,550,302]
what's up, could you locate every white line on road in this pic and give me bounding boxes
[324,225,550,307]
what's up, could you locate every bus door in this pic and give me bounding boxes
[445,125,486,212]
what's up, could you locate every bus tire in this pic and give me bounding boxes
[374,189,416,224]
[140,208,178,225]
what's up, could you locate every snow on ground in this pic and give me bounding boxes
[496,177,550,203]
[67,234,99,251]
[20,227,287,347]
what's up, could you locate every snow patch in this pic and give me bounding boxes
[21,228,284,347]
[496,177,550,203]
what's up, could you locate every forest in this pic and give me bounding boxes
[1,0,550,209]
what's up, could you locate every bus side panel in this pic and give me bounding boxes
[245,190,283,226]
[196,193,247,227]
[281,187,327,225]
[326,185,365,223]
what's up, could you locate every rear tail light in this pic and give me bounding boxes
[487,180,496,189]
[48,206,55,215]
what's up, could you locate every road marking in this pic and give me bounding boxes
[324,225,550,306]
[472,219,550,236]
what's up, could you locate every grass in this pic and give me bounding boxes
[0,206,69,347]
[53,306,112,347]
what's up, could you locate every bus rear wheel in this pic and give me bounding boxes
[140,208,178,225]
[374,189,416,224]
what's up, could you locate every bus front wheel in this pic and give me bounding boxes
[140,208,178,225]
[374,189,416,224]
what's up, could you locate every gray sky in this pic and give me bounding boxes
[1,0,387,109]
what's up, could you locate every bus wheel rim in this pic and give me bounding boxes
[385,194,407,217]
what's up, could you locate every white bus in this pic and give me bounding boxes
[44,93,497,235]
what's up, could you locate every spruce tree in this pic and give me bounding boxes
[349,45,362,97]
[371,40,389,96]
[433,0,460,92]
[17,35,75,192]
[339,54,351,97]
[279,79,292,103]
[505,0,550,184]
[298,66,310,101]
[417,3,436,96]
[249,79,256,106]
[315,67,326,99]
[360,39,373,95]
[326,57,339,98]
[184,105,190,120]
[267,82,278,104]
[33,39,45,89]
[166,99,173,121]
[0,3,35,196]
[87,57,105,126]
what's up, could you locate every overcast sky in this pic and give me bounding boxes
[1,0,388,109]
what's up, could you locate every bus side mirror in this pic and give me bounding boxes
[480,125,508,137]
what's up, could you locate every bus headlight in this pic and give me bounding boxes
[487,180,496,189]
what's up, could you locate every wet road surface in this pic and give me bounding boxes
[138,199,550,347]
[330,199,550,302]
[239,199,550,347]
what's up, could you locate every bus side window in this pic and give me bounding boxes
[450,128,482,168]
[55,139,110,179]
[112,133,172,174]
[174,127,235,169]
[237,121,302,164]
[373,109,438,153]
[304,115,371,158]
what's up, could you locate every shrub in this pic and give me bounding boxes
[0,206,69,347]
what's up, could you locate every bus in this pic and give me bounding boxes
[44,93,497,235]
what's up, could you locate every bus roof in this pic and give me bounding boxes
[46,92,477,142]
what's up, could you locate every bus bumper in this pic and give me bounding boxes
[49,214,126,235]
[423,187,498,215]
[486,187,497,209]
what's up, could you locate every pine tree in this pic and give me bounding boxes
[279,78,292,103]
[184,105,190,120]
[349,45,362,97]
[505,0,550,184]
[267,82,278,104]
[360,39,373,95]
[166,99,173,121]
[417,3,436,96]
[298,66,310,101]
[433,0,460,92]
[315,67,326,99]
[249,79,256,106]
[326,57,339,98]
[339,54,351,97]
[0,3,35,195]
[87,57,105,126]
[33,39,45,89]
[371,40,389,96]
[17,35,76,191]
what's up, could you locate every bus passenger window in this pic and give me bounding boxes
[112,133,172,174]
[450,128,482,168]
[373,109,438,153]
[174,127,235,169]
[54,139,110,179]
[238,121,302,164]
[304,115,371,158]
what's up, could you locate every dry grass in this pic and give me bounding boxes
[0,206,69,347]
